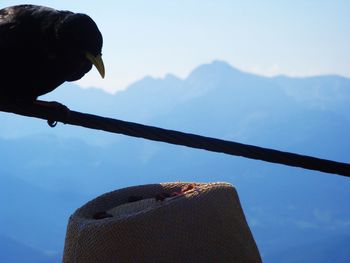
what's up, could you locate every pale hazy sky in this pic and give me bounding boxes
[3,1,350,92]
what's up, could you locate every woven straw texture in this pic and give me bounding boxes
[63,182,262,263]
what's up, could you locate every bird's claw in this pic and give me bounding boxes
[47,119,58,127]
[33,100,70,127]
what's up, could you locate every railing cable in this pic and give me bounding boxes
[1,100,349,177]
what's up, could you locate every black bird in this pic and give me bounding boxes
[0,4,105,102]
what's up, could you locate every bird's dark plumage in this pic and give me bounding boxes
[0,5,104,101]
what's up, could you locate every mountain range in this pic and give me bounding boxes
[1,60,350,262]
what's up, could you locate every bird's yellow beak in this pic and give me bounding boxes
[86,52,105,78]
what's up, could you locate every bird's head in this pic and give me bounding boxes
[55,13,105,79]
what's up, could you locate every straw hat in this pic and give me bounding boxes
[63,182,261,263]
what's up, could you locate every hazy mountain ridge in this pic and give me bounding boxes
[2,60,350,144]
[1,61,350,262]
[0,235,59,263]
[265,235,350,263]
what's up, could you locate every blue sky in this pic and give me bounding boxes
[2,0,350,92]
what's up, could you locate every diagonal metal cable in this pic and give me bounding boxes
[1,100,349,177]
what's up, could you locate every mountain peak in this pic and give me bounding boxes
[184,60,243,91]
[210,60,235,69]
[164,73,181,81]
[195,60,237,72]
[186,60,240,81]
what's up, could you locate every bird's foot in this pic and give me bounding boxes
[33,100,70,126]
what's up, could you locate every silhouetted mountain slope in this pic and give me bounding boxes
[1,61,350,262]
[0,167,88,256]
[2,60,350,149]
[265,235,350,263]
[0,234,60,263]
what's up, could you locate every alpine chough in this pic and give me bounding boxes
[0,4,105,101]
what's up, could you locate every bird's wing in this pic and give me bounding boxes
[0,6,41,51]
[0,5,59,91]
[0,7,19,48]
[0,5,60,63]
[0,6,26,78]
[0,5,58,45]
